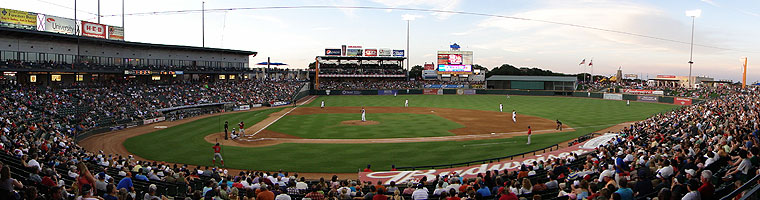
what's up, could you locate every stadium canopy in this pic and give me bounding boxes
[256,62,288,66]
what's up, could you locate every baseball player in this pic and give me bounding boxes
[506,94,511,99]
[499,103,503,112]
[321,100,325,109]
[231,128,236,138]
[224,121,229,140]
[361,107,366,122]
[526,126,532,145]
[239,121,245,136]
[556,120,563,130]
[212,143,224,166]
[404,99,409,108]
[512,110,517,123]
[626,100,630,106]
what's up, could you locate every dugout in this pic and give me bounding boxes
[486,75,577,90]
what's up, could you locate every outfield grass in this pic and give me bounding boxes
[267,113,461,139]
[123,95,679,173]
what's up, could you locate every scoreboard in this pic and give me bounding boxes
[124,70,184,75]
[436,51,473,75]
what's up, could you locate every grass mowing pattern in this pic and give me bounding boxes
[267,113,461,139]
[124,95,679,173]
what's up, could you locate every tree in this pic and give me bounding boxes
[308,62,317,69]
[409,65,423,79]
[486,63,565,78]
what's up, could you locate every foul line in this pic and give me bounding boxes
[249,96,315,137]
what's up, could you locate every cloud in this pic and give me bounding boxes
[700,0,719,7]
[372,0,462,19]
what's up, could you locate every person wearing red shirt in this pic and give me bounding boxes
[698,170,714,200]
[498,187,518,200]
[526,126,532,145]
[364,165,373,172]
[212,143,224,166]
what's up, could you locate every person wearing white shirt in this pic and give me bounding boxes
[276,192,292,200]
[411,185,428,200]
[296,177,308,190]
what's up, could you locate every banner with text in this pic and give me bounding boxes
[378,90,397,96]
[0,8,37,30]
[341,90,362,95]
[36,14,77,35]
[108,25,124,40]
[603,93,623,100]
[423,89,442,95]
[636,95,658,103]
[81,21,107,38]
[393,50,405,57]
[674,97,692,106]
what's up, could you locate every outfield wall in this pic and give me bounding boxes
[311,89,698,105]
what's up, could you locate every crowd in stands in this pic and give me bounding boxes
[1,77,759,200]
[318,80,484,90]
[318,64,405,76]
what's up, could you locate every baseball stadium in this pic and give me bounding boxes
[0,1,758,200]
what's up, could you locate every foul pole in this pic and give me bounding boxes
[743,57,748,89]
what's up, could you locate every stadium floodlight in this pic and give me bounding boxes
[685,9,702,17]
[685,9,701,88]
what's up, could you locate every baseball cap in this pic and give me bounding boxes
[685,169,696,177]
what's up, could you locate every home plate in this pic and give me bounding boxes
[154,126,168,129]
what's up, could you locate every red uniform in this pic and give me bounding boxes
[213,145,221,153]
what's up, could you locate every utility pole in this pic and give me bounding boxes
[97,0,100,23]
[406,20,410,80]
[202,1,205,47]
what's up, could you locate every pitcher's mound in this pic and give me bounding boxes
[341,120,380,126]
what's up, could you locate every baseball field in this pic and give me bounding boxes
[112,95,677,173]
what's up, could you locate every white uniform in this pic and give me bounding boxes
[405,100,409,107]
[499,104,503,112]
[626,100,630,106]
[394,92,397,97]
[361,109,366,121]
[321,100,325,108]
[512,111,517,123]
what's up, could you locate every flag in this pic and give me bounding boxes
[579,59,586,65]
[588,60,593,66]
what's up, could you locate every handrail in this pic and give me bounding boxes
[721,174,760,200]
[395,132,600,171]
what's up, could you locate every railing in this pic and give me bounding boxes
[395,132,601,171]
[721,174,760,200]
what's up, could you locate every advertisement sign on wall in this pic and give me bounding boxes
[423,89,442,95]
[378,48,392,56]
[378,90,397,96]
[270,101,291,107]
[36,14,77,35]
[81,21,107,38]
[603,93,623,100]
[674,97,692,105]
[364,49,378,56]
[108,25,124,40]
[341,90,362,95]
[325,49,341,56]
[393,50,405,57]
[0,8,37,30]
[636,96,658,102]
[463,89,476,95]
[347,49,363,56]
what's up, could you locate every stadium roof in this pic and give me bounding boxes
[316,56,406,61]
[487,75,577,82]
[0,27,257,56]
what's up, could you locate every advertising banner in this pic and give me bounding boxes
[674,97,692,106]
[325,49,341,56]
[656,75,676,79]
[423,89,442,95]
[347,49,363,56]
[463,89,476,95]
[636,96,658,102]
[365,49,378,56]
[378,90,397,96]
[269,101,291,107]
[36,14,77,35]
[81,21,107,38]
[457,89,464,95]
[424,63,435,70]
[622,89,652,94]
[0,8,37,30]
[341,90,362,95]
[237,105,251,111]
[142,117,166,125]
[108,25,124,40]
[358,132,617,184]
[603,93,623,100]
[341,45,347,56]
[422,70,438,80]
[378,48,392,56]
[251,104,263,108]
[393,50,405,57]
[652,91,664,95]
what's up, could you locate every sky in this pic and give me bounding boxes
[2,0,760,82]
